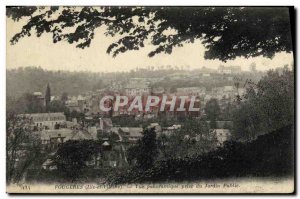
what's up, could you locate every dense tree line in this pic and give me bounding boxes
[232,67,294,141]
[109,124,294,184]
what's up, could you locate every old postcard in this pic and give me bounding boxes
[6,6,295,194]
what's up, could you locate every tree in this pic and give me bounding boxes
[232,67,294,141]
[60,92,68,103]
[112,124,293,184]
[127,128,158,170]
[181,119,210,137]
[7,6,293,61]
[67,110,85,123]
[205,99,221,128]
[47,100,70,118]
[7,93,46,114]
[232,101,261,141]
[48,100,65,111]
[52,140,101,181]
[222,102,234,121]
[6,113,42,183]
[6,67,115,99]
[158,120,213,159]
[45,83,51,110]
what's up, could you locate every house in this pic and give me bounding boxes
[124,79,151,96]
[33,91,43,96]
[20,112,66,130]
[148,123,162,134]
[111,127,143,143]
[125,85,151,96]
[71,129,96,141]
[177,87,206,96]
[64,120,81,129]
[152,87,165,95]
[42,159,57,170]
[148,123,160,128]
[161,124,181,137]
[38,128,97,150]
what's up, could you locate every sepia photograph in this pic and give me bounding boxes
[5,6,295,194]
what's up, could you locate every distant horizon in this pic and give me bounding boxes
[6,63,293,74]
[7,17,294,73]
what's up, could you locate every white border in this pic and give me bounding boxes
[1,1,298,198]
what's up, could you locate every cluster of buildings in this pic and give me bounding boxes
[20,112,133,170]
[63,77,246,120]
[19,108,232,171]
[16,67,251,172]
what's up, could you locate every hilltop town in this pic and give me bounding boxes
[6,63,292,182]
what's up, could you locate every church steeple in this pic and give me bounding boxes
[45,83,51,110]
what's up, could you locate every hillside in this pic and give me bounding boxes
[6,67,106,98]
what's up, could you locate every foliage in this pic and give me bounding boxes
[109,124,294,184]
[221,102,234,121]
[7,6,293,61]
[45,83,51,110]
[182,118,210,137]
[6,67,107,99]
[109,132,120,142]
[48,100,69,113]
[7,93,45,114]
[205,98,221,128]
[6,113,43,183]
[127,128,158,170]
[60,92,68,103]
[52,140,102,181]
[157,119,215,159]
[232,67,294,141]
[6,91,71,117]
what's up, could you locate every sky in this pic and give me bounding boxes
[6,16,294,73]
